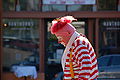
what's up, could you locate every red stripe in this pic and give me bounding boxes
[76,39,80,46]
[64,69,79,72]
[65,65,70,67]
[64,78,79,80]
[64,70,69,72]
[91,63,97,70]
[66,59,69,62]
[89,47,92,52]
[92,57,96,63]
[91,69,99,76]
[82,41,86,45]
[82,61,91,64]
[87,44,89,49]
[79,76,89,80]
[74,46,87,56]
[72,43,75,46]
[79,72,90,76]
[64,74,71,77]
[77,52,89,61]
[78,51,89,57]
[64,73,78,77]
[82,67,92,70]
[90,52,94,57]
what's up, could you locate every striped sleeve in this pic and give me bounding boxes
[74,39,92,80]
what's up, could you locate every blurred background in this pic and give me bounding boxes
[0,0,120,80]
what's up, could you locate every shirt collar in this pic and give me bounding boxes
[66,31,80,48]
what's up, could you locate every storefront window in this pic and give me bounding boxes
[3,0,15,11]
[98,0,117,11]
[42,0,95,12]
[42,5,66,12]
[67,5,93,11]
[99,19,120,56]
[2,19,39,72]
[3,0,39,11]
[42,5,93,12]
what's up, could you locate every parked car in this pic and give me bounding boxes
[98,54,120,79]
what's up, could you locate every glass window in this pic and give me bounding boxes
[19,0,39,11]
[42,4,93,12]
[98,0,117,11]
[45,20,64,80]
[72,21,85,34]
[99,19,120,56]
[42,5,66,12]
[68,5,93,11]
[3,0,15,11]
[3,0,39,11]
[2,19,40,72]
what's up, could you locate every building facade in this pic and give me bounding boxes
[0,0,120,80]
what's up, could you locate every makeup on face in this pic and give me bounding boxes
[56,36,66,46]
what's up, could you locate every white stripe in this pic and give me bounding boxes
[81,58,91,62]
[91,59,97,66]
[64,77,71,79]
[74,44,87,53]
[79,69,91,73]
[91,66,98,73]
[77,53,90,61]
[90,71,99,79]
[64,76,79,79]
[91,54,96,60]
[82,63,92,67]
[90,50,94,55]
[79,75,90,79]
[64,67,79,70]
[64,75,79,79]
[64,71,79,74]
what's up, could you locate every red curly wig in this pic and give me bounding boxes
[50,16,77,34]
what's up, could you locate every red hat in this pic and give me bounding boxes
[50,16,77,34]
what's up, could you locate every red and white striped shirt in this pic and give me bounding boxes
[61,31,99,80]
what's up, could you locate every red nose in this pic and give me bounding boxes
[58,39,64,44]
[58,40,61,43]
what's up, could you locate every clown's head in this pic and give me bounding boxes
[50,16,77,46]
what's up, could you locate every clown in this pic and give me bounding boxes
[50,16,99,80]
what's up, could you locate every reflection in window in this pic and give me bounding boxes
[42,5,66,12]
[3,0,15,11]
[42,5,93,12]
[98,0,117,11]
[2,19,39,72]
[46,20,64,80]
[72,21,85,34]
[3,0,39,11]
[68,5,92,11]
[19,0,39,11]
[99,19,120,56]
